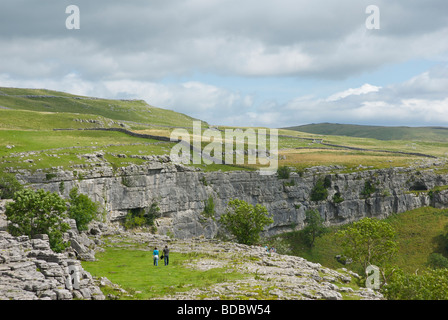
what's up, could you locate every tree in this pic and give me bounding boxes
[0,173,23,199]
[68,187,99,231]
[302,209,327,248]
[5,188,70,252]
[310,178,329,202]
[383,268,448,300]
[336,217,398,271]
[219,199,273,245]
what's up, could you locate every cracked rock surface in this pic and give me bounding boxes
[0,231,104,300]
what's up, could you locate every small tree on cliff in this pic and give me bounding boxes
[219,199,273,245]
[5,188,70,252]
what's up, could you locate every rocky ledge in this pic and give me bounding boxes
[0,231,104,300]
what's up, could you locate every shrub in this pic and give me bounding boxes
[146,201,161,226]
[202,196,215,219]
[5,188,69,252]
[383,268,448,300]
[121,176,135,187]
[123,202,161,230]
[427,253,448,269]
[68,187,99,232]
[0,173,23,199]
[277,166,291,179]
[323,175,332,188]
[283,180,295,187]
[310,178,329,202]
[219,199,273,245]
[332,192,344,204]
[124,209,147,230]
[361,180,377,198]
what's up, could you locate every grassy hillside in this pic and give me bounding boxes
[274,207,448,274]
[0,87,223,172]
[0,87,201,128]
[284,123,448,142]
[1,86,448,174]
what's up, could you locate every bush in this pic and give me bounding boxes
[123,202,161,231]
[202,196,215,219]
[5,188,69,252]
[310,178,329,202]
[68,187,99,232]
[427,253,448,269]
[383,268,448,300]
[332,192,344,204]
[220,199,273,245]
[124,209,147,230]
[0,173,23,199]
[361,180,377,198]
[277,166,291,179]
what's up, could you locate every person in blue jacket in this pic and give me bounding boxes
[153,247,159,266]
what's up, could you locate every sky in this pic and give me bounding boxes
[0,0,448,128]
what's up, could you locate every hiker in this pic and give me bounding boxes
[153,247,159,266]
[162,245,170,266]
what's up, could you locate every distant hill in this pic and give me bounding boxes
[0,86,204,130]
[0,86,211,172]
[283,123,448,142]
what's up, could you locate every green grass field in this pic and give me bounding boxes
[274,207,448,274]
[81,244,248,300]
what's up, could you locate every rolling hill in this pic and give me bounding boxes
[1,87,448,174]
[283,123,448,142]
[0,87,212,172]
[0,86,203,130]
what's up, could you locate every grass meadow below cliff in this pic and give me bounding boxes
[82,246,248,300]
[273,206,448,275]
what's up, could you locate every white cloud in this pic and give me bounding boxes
[326,84,381,102]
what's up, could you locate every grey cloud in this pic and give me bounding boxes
[1,1,448,81]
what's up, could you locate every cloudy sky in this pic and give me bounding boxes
[1,0,448,128]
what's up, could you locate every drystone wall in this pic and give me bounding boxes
[12,158,448,239]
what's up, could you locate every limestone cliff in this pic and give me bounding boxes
[12,159,448,239]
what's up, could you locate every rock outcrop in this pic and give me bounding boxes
[12,160,448,239]
[0,231,104,300]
